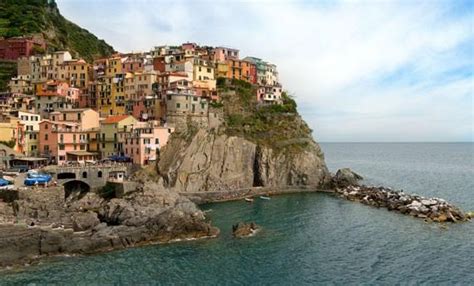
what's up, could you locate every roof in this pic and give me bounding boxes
[56,108,90,113]
[102,115,132,124]
[66,151,99,156]
[10,157,47,162]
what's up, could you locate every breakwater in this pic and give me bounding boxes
[335,184,471,222]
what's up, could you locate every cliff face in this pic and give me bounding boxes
[158,80,330,194]
[158,122,329,193]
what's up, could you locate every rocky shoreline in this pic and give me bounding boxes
[0,159,470,270]
[332,169,471,223]
[0,182,219,268]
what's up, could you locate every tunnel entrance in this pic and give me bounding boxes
[63,180,90,200]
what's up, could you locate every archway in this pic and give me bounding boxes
[63,180,91,200]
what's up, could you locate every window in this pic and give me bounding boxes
[155,138,159,144]
[98,171,102,178]
[44,134,48,140]
[82,172,87,178]
[59,144,65,150]
[44,124,48,130]
[176,103,180,109]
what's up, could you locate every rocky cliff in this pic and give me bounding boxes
[157,80,330,194]
[158,128,329,193]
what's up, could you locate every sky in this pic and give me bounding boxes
[57,0,473,142]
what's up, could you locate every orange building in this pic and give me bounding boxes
[226,59,256,84]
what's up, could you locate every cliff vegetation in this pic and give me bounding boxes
[0,0,115,62]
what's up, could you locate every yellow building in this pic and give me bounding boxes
[215,62,229,79]
[0,114,20,146]
[95,56,126,116]
[99,115,138,158]
[193,58,215,81]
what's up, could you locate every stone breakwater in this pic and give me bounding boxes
[334,185,471,223]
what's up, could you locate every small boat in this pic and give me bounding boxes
[24,175,52,186]
[244,197,254,203]
[259,196,271,200]
[0,178,10,186]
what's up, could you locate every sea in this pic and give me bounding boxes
[1,143,473,285]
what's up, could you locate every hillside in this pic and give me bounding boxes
[0,0,115,62]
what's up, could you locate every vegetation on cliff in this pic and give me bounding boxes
[0,60,16,91]
[0,0,115,62]
[217,79,314,153]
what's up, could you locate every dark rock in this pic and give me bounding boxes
[332,168,363,187]
[232,222,260,238]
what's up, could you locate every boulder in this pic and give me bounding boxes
[71,211,100,232]
[232,222,260,238]
[332,168,363,187]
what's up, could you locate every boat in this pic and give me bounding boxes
[24,171,52,186]
[0,178,10,187]
[259,196,271,200]
[27,170,52,181]
[244,197,254,202]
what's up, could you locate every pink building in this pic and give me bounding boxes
[213,47,239,62]
[123,121,174,165]
[39,109,100,164]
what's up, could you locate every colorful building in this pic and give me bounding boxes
[0,36,46,60]
[123,120,174,165]
[99,115,138,158]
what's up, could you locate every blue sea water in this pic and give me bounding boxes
[1,143,473,285]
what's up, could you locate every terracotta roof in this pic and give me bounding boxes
[102,115,132,124]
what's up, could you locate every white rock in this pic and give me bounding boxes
[421,199,437,206]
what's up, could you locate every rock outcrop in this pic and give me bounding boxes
[232,222,260,238]
[0,181,218,267]
[332,168,363,187]
[158,129,330,194]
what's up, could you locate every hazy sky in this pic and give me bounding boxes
[57,0,473,142]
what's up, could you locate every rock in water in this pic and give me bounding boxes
[232,222,260,238]
[332,168,363,187]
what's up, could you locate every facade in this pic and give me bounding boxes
[123,120,174,165]
[256,85,283,104]
[39,121,99,165]
[213,47,239,62]
[226,59,256,83]
[35,81,74,117]
[99,115,138,158]
[9,75,33,94]
[0,36,46,60]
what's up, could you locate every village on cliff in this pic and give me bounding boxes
[0,37,283,176]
